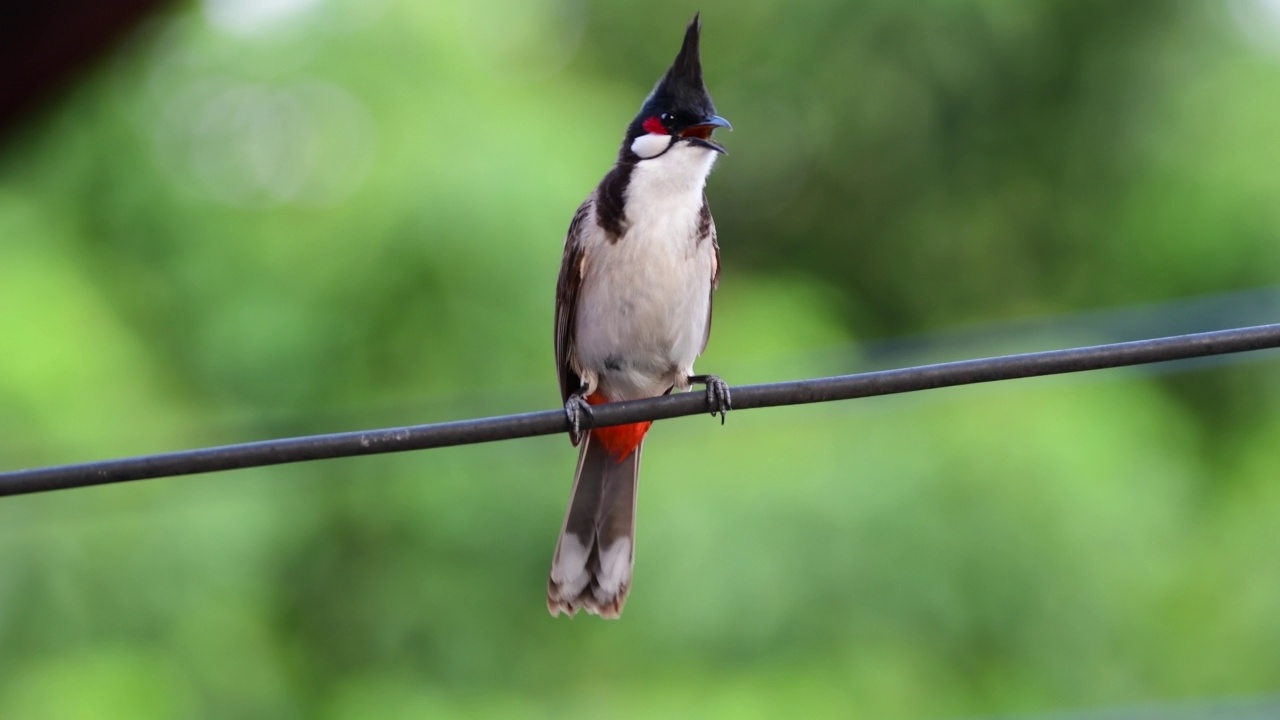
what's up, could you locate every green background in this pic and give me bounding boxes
[2,0,1280,717]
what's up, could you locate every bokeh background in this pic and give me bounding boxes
[3,0,1280,717]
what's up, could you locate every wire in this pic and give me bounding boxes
[2,323,1279,497]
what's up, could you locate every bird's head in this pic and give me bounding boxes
[623,13,731,161]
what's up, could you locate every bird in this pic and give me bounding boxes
[547,13,732,619]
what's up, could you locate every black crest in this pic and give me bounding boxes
[655,14,713,113]
[623,14,719,145]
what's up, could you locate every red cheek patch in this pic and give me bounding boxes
[642,116,668,135]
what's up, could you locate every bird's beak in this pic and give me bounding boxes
[680,115,732,153]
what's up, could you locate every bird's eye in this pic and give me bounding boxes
[660,112,675,124]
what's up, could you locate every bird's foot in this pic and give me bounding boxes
[688,374,732,424]
[564,393,594,445]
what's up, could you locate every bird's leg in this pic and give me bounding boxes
[688,374,732,424]
[564,383,595,446]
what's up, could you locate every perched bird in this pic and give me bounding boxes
[548,14,732,619]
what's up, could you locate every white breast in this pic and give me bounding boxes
[574,143,719,401]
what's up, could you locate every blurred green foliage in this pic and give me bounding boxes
[2,0,1280,717]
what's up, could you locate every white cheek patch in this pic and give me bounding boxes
[630,133,673,159]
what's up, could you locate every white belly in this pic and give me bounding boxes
[575,238,712,400]
[573,143,719,401]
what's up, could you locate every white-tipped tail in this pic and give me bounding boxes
[547,435,642,619]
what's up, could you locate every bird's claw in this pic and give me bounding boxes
[564,394,594,445]
[690,374,731,424]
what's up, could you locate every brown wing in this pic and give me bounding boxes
[699,195,720,355]
[555,200,592,404]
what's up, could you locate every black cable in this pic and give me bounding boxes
[3,323,1279,497]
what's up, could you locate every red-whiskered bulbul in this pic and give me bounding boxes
[548,14,732,618]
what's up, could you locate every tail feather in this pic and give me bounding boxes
[547,435,642,618]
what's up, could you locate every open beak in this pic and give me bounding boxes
[679,115,732,153]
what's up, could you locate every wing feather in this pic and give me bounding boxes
[699,195,720,355]
[555,200,592,404]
